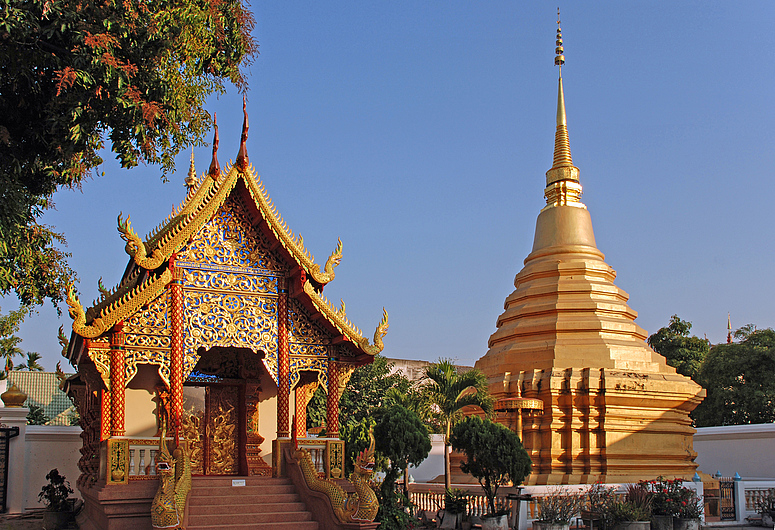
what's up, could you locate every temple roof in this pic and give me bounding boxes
[66,115,387,361]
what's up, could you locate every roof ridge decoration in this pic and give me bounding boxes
[302,280,388,356]
[235,96,249,171]
[115,105,343,285]
[66,268,172,338]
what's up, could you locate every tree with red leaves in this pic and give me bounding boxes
[0,0,257,307]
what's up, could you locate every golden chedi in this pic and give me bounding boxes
[473,18,705,485]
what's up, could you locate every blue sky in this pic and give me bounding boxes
[5,2,775,371]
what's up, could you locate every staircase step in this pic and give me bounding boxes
[189,501,308,516]
[188,521,320,530]
[189,493,301,506]
[188,510,314,526]
[186,476,319,530]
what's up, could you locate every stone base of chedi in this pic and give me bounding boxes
[463,21,704,486]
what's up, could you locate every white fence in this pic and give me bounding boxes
[1,407,82,513]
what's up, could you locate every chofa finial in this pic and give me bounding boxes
[236,96,249,171]
[184,148,197,190]
[208,113,220,178]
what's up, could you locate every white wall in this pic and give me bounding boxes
[409,433,445,483]
[23,425,83,510]
[694,423,775,479]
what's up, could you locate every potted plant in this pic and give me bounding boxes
[583,483,618,530]
[610,484,652,530]
[441,488,468,529]
[673,489,703,530]
[450,416,532,530]
[38,469,75,530]
[534,488,585,530]
[647,477,682,530]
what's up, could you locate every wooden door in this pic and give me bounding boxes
[181,384,242,475]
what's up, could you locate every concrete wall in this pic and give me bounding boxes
[694,423,775,479]
[23,425,83,510]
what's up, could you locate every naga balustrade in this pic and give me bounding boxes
[272,437,345,480]
[102,437,175,485]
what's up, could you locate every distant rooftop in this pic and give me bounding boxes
[1,372,76,426]
[385,358,472,384]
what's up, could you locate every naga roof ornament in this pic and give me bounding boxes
[235,96,249,171]
[66,103,385,357]
[209,113,220,178]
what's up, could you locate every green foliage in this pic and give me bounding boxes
[0,307,35,378]
[444,488,468,514]
[374,404,431,501]
[340,416,383,477]
[609,502,651,524]
[694,327,775,426]
[14,351,44,371]
[609,483,652,524]
[450,416,531,516]
[306,385,326,430]
[376,490,417,530]
[27,404,49,425]
[423,358,493,489]
[648,315,709,380]
[38,469,72,511]
[0,0,257,307]
[339,354,411,430]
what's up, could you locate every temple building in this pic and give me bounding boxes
[61,106,386,528]
[472,20,705,485]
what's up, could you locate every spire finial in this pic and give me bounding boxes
[184,148,197,191]
[236,95,249,171]
[543,9,583,210]
[555,8,564,73]
[208,113,220,178]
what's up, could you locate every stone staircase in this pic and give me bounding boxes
[187,476,320,529]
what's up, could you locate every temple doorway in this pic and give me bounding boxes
[179,346,267,476]
[181,383,244,475]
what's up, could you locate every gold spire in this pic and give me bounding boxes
[184,148,197,191]
[544,9,583,210]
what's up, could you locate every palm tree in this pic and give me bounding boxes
[14,352,44,371]
[424,359,493,490]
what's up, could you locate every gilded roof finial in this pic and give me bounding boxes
[236,95,249,171]
[184,148,197,191]
[543,8,583,210]
[208,113,220,178]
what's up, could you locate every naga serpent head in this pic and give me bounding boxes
[374,309,389,341]
[354,428,376,476]
[65,284,83,321]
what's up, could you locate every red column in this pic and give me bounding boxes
[169,254,184,443]
[100,389,111,441]
[277,280,290,438]
[109,323,126,437]
[326,359,340,439]
[295,385,307,439]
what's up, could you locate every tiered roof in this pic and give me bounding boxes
[66,104,387,364]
